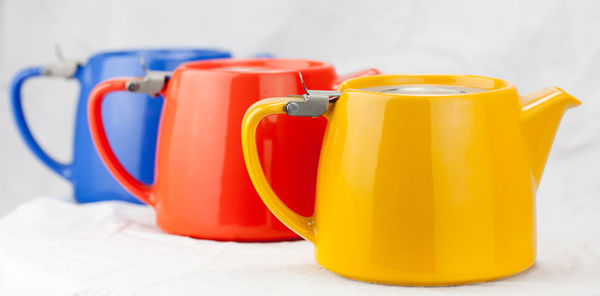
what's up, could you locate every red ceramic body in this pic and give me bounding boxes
[88,58,379,241]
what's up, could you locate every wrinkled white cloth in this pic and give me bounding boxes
[0,197,598,295]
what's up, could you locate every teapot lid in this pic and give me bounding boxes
[338,74,512,95]
[180,58,334,74]
[282,74,510,118]
[213,66,283,73]
[359,84,484,95]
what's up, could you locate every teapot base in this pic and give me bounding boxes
[155,216,303,242]
[318,258,535,286]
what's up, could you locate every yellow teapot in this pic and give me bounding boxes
[241,74,580,286]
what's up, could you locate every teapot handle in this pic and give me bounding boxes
[10,66,77,181]
[87,78,156,205]
[241,98,325,243]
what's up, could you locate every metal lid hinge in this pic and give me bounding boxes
[41,45,81,78]
[125,56,171,97]
[284,73,341,117]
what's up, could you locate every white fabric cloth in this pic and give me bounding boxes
[0,197,599,295]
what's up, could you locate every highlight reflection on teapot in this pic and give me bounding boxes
[242,74,580,286]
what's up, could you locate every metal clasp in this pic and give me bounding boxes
[125,56,171,97]
[284,73,341,117]
[41,45,81,78]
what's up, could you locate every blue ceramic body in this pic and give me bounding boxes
[11,49,232,204]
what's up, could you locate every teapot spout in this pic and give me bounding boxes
[520,87,581,186]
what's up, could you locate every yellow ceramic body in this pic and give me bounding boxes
[241,74,580,286]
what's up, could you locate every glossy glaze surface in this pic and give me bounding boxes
[242,74,580,284]
[11,49,231,204]
[88,58,379,241]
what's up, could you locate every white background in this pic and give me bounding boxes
[0,0,598,221]
[0,0,599,294]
